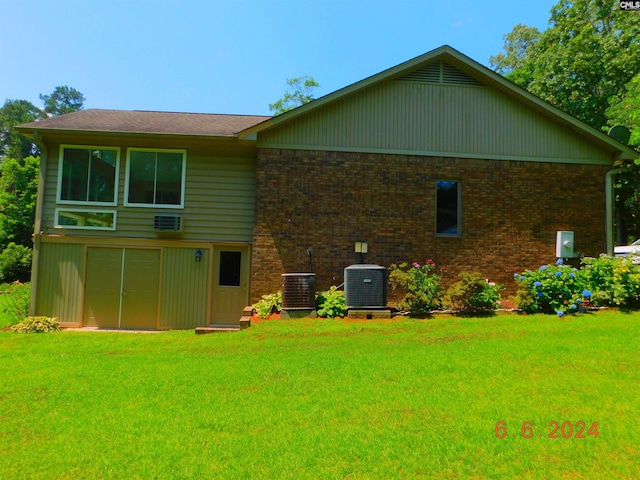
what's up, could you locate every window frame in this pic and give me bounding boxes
[435,179,461,237]
[54,208,117,231]
[124,148,187,209]
[56,145,120,206]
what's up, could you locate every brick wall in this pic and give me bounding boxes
[250,148,609,302]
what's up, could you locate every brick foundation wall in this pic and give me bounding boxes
[250,149,609,303]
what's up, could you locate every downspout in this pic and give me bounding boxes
[30,131,47,315]
[605,167,623,257]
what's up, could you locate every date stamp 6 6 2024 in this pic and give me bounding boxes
[495,421,599,439]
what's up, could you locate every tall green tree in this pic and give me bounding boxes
[613,165,640,242]
[0,100,43,161]
[269,76,320,115]
[530,0,640,130]
[490,0,640,243]
[0,156,39,249]
[607,75,640,241]
[1,85,85,161]
[39,85,85,116]
[607,73,640,147]
[491,0,640,131]
[489,23,541,89]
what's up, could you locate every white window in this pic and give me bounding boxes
[57,146,120,205]
[55,208,117,230]
[436,180,461,236]
[125,148,186,208]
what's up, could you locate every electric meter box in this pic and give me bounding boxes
[556,231,574,258]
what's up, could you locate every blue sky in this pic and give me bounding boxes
[1,0,557,116]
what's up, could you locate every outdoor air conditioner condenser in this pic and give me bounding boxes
[344,264,387,309]
[281,273,316,310]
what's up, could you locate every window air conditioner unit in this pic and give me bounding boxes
[344,264,387,309]
[153,215,182,232]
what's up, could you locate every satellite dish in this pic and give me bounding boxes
[608,125,631,145]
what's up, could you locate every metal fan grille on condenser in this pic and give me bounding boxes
[281,273,316,309]
[344,265,387,309]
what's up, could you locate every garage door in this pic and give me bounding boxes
[83,247,160,329]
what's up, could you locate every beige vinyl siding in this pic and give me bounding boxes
[159,247,211,329]
[258,81,612,164]
[35,242,84,325]
[179,151,255,240]
[41,141,256,241]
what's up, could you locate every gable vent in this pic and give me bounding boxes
[399,62,441,83]
[153,215,182,231]
[397,61,482,86]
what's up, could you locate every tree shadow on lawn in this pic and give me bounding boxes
[404,310,498,319]
[605,306,640,315]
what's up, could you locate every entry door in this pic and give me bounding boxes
[83,247,160,329]
[211,246,249,324]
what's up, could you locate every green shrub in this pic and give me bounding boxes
[515,256,640,315]
[580,255,640,308]
[252,291,282,319]
[11,316,60,333]
[514,259,590,316]
[443,272,503,314]
[316,286,346,318]
[514,286,536,313]
[1,281,31,325]
[0,243,32,283]
[388,260,441,315]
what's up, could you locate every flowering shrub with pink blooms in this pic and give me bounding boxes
[388,260,441,315]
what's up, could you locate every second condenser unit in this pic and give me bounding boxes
[344,264,387,309]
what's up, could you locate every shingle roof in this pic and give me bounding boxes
[16,109,270,137]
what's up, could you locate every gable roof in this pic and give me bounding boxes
[238,45,638,162]
[16,109,270,138]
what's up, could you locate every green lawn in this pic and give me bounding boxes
[0,296,17,329]
[0,312,638,479]
[0,282,30,329]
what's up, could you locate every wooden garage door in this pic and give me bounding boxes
[83,247,160,329]
[83,247,122,328]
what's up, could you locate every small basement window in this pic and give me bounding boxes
[55,208,116,230]
[436,180,460,236]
